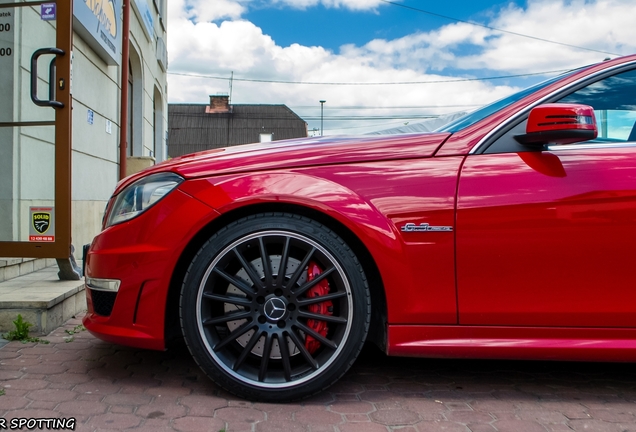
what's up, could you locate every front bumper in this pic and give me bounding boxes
[82,188,219,350]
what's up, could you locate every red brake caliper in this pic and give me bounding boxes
[304,261,334,354]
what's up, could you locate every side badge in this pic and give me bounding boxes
[401,223,453,232]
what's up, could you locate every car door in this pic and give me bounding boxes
[456,68,636,327]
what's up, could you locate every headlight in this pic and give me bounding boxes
[105,172,184,227]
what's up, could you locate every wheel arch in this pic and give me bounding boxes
[164,202,388,352]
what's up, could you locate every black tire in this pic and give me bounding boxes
[179,213,371,401]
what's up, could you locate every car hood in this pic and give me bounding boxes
[116,132,451,192]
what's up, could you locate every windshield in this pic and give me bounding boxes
[436,71,578,133]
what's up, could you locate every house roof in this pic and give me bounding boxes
[168,103,308,157]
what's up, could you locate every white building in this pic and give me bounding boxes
[0,0,168,269]
[72,0,169,251]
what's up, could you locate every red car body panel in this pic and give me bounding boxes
[388,326,636,361]
[84,190,220,349]
[457,148,636,327]
[84,54,636,362]
[118,133,451,192]
[179,156,462,325]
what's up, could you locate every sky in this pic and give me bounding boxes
[166,0,636,135]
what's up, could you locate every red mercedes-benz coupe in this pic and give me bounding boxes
[84,54,636,401]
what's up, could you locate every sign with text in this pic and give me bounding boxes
[132,0,154,39]
[40,3,56,20]
[73,0,121,65]
[29,207,55,242]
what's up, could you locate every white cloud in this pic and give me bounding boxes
[167,0,636,134]
[338,22,492,72]
[175,0,389,23]
[272,0,388,11]
[169,20,280,73]
[171,0,246,23]
[459,0,636,72]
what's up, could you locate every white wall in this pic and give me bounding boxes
[0,2,168,255]
[69,1,169,254]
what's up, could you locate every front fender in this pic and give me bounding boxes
[178,162,458,325]
[179,171,399,255]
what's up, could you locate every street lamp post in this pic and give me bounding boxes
[319,100,326,136]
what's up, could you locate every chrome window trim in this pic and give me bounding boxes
[547,142,636,151]
[469,60,636,155]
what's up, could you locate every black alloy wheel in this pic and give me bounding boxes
[180,213,371,401]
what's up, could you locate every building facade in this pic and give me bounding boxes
[72,0,168,252]
[0,0,168,262]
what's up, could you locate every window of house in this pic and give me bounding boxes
[153,0,167,31]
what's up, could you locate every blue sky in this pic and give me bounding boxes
[245,1,516,52]
[243,0,560,86]
[167,0,635,134]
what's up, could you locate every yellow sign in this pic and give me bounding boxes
[84,0,117,37]
[74,0,121,64]
[29,207,55,242]
[32,212,51,234]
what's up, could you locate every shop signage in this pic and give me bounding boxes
[73,0,121,65]
[41,3,56,21]
[132,0,154,40]
[29,207,55,242]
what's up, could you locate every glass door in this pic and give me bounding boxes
[0,0,72,258]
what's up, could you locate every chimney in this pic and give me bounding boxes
[206,94,231,113]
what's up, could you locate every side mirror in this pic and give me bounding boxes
[514,103,597,146]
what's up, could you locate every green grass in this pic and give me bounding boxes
[65,324,86,335]
[63,324,86,343]
[2,314,49,344]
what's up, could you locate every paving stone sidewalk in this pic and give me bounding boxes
[2,314,636,431]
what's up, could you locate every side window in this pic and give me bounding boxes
[557,69,636,142]
[484,68,636,154]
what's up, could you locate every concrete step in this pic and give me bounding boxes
[0,257,57,283]
[0,265,86,335]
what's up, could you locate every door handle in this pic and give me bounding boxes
[30,47,65,109]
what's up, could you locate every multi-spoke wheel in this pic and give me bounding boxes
[180,213,371,401]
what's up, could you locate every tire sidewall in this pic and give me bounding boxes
[180,213,370,401]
